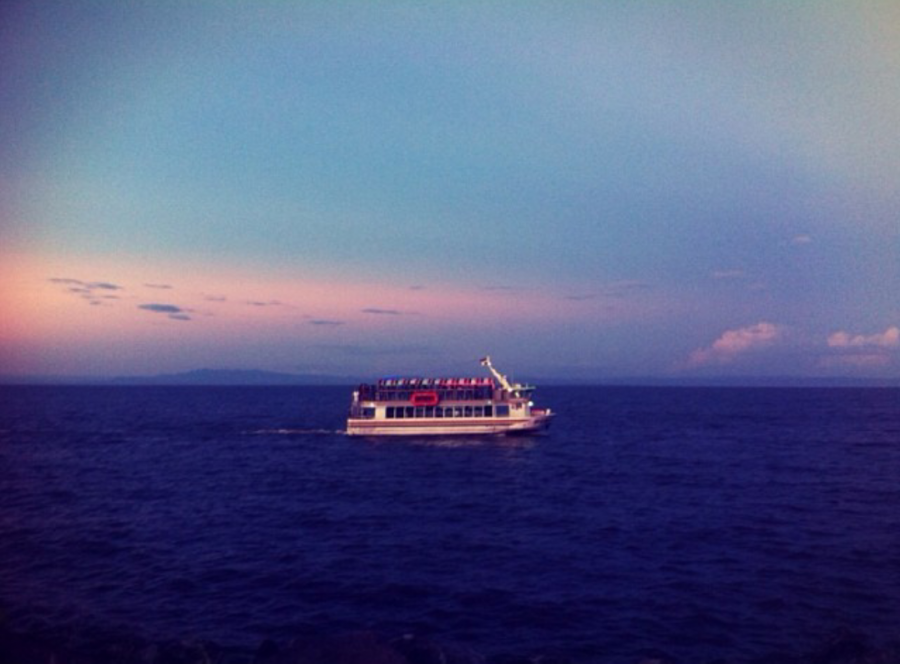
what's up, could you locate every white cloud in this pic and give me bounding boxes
[827,326,899,349]
[688,322,782,366]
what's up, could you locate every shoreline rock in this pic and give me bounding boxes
[1,619,898,664]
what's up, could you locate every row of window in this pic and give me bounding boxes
[368,388,495,402]
[384,404,511,419]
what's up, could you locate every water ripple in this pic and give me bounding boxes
[0,385,898,663]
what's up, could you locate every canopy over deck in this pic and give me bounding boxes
[376,377,495,388]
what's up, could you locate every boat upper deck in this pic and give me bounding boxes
[358,377,497,402]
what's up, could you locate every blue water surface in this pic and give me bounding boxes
[0,385,898,663]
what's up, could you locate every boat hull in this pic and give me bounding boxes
[346,413,554,437]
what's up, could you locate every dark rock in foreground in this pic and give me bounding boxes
[261,631,405,664]
[2,620,900,664]
[390,634,486,664]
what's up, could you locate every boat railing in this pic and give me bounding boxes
[363,386,496,402]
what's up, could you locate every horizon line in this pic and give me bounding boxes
[1,368,898,389]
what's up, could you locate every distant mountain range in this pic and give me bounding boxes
[1,368,898,387]
[0,369,357,386]
[110,369,358,385]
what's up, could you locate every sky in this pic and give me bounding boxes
[1,1,898,381]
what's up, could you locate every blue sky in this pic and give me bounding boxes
[1,1,898,380]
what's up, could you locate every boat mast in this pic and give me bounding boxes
[481,355,535,399]
[480,356,515,392]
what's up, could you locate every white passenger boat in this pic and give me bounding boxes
[346,356,554,436]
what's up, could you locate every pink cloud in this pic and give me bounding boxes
[827,326,899,349]
[819,353,891,369]
[822,326,899,372]
[688,322,782,366]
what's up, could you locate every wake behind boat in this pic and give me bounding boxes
[346,356,554,436]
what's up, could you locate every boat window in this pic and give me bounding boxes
[362,407,375,419]
[415,406,425,418]
[395,407,404,419]
[435,407,443,418]
[496,405,509,417]
[485,405,492,417]
[386,407,395,419]
[425,406,434,417]
[464,406,473,417]
[474,406,483,417]
[453,406,463,417]
[405,406,415,418]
